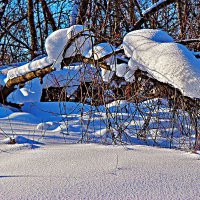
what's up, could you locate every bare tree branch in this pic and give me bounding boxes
[0,15,27,40]
[40,0,57,31]
[176,39,200,45]
[133,0,176,29]
[0,0,8,25]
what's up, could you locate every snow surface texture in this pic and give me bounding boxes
[123,29,200,98]
[0,144,200,200]
[7,78,42,103]
[6,56,52,80]
[46,25,93,70]
[6,25,93,80]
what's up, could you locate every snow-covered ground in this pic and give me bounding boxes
[1,26,200,199]
[1,99,198,148]
[0,143,200,200]
[0,100,200,199]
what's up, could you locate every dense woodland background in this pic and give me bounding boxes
[0,0,199,65]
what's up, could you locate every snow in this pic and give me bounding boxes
[0,112,40,123]
[0,98,200,199]
[6,56,52,80]
[0,99,198,148]
[7,78,42,103]
[123,29,200,98]
[85,43,116,82]
[22,101,91,122]
[85,43,116,64]
[0,105,13,118]
[0,144,200,200]
[45,25,93,70]
[66,25,93,55]
[5,27,200,99]
[1,22,200,200]
[115,63,129,77]
[6,25,93,80]
[7,64,98,104]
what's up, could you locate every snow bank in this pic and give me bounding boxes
[85,43,116,64]
[0,135,41,145]
[45,25,93,70]
[123,29,200,98]
[85,43,117,82]
[36,121,59,131]
[0,135,42,151]
[5,27,200,100]
[22,102,91,121]
[0,112,40,123]
[6,63,98,104]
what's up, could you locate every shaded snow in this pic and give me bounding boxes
[0,100,199,200]
[0,105,13,118]
[85,43,116,82]
[7,78,42,103]
[0,99,197,149]
[0,112,40,124]
[115,63,129,77]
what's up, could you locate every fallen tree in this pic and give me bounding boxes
[1,27,200,112]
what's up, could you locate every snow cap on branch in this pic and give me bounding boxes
[123,29,200,98]
[46,25,93,70]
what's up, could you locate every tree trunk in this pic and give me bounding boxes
[76,0,89,25]
[40,0,57,31]
[27,0,38,59]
